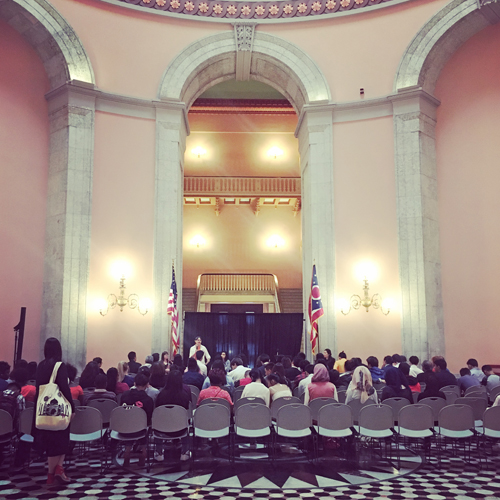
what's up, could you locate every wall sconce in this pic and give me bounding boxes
[267,234,285,248]
[191,146,206,158]
[267,146,283,159]
[340,277,391,316]
[99,275,150,316]
[190,235,206,248]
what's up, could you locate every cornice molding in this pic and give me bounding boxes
[295,87,440,137]
[92,0,417,24]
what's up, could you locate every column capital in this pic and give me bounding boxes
[45,80,96,114]
[391,87,441,119]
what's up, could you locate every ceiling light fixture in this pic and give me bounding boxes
[267,146,283,159]
[191,146,207,158]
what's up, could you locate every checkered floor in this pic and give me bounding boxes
[1,439,500,499]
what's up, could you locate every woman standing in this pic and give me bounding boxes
[34,337,75,485]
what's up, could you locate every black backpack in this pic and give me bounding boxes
[0,387,20,418]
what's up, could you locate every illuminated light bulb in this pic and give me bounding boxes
[267,146,283,159]
[191,146,206,158]
[190,235,206,248]
[267,235,285,248]
[110,260,132,280]
[337,298,350,314]
[381,297,394,312]
[96,298,109,312]
[139,298,152,312]
[354,261,378,283]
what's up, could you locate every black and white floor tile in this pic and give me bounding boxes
[1,440,500,499]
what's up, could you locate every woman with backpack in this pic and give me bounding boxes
[34,337,75,485]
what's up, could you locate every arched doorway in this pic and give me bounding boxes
[153,27,335,359]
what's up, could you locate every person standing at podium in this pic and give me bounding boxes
[189,336,211,365]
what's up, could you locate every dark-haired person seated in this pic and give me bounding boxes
[417,360,435,386]
[135,366,160,403]
[0,362,11,392]
[80,361,100,390]
[242,369,270,406]
[434,358,458,389]
[380,366,412,403]
[409,356,423,377]
[466,358,484,383]
[82,374,117,405]
[366,356,385,383]
[120,373,154,467]
[106,367,129,395]
[417,374,446,401]
[267,373,292,402]
[127,351,142,374]
[457,367,481,395]
[399,362,420,392]
[183,358,205,391]
[481,365,500,392]
[201,360,235,397]
[333,351,347,373]
[155,370,191,462]
[197,369,233,407]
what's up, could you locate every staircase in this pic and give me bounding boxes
[279,289,303,313]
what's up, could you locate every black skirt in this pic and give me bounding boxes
[36,427,71,457]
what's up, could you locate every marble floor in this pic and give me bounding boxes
[1,437,500,499]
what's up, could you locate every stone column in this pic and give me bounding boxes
[43,80,95,371]
[296,107,336,359]
[393,88,444,362]
[152,102,188,355]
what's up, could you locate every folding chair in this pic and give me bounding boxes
[347,398,376,425]
[442,391,458,405]
[275,404,313,461]
[271,396,301,421]
[357,404,397,467]
[198,397,232,413]
[315,403,353,460]
[87,399,118,428]
[234,397,265,413]
[481,406,500,457]
[441,385,460,397]
[465,385,487,397]
[437,404,475,467]
[15,407,33,469]
[150,405,189,470]
[418,397,446,427]
[233,386,245,403]
[337,389,347,404]
[455,397,488,429]
[69,406,105,470]
[109,406,149,468]
[192,403,230,461]
[234,403,273,461]
[488,385,500,403]
[308,397,337,424]
[381,397,411,425]
[397,404,434,462]
[187,385,200,399]
[0,409,14,467]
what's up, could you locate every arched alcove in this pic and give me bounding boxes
[153,28,336,358]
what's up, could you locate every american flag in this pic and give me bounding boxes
[167,264,179,355]
[308,264,324,354]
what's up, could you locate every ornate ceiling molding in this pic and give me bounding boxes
[95,0,412,23]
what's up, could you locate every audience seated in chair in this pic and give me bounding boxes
[345,366,377,404]
[267,373,292,402]
[304,363,337,404]
[82,374,117,405]
[106,367,129,395]
[197,369,233,407]
[67,364,83,403]
[183,358,205,391]
[366,356,385,384]
[457,367,481,395]
[417,373,446,401]
[242,369,270,406]
[380,366,412,403]
[434,358,458,389]
[399,362,420,392]
[118,361,135,388]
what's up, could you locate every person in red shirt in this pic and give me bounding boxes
[197,369,233,407]
[67,364,83,402]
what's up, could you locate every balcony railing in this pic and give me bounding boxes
[196,273,282,312]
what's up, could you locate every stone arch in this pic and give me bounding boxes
[392,0,500,361]
[0,0,95,90]
[394,0,500,94]
[154,29,335,359]
[158,30,331,111]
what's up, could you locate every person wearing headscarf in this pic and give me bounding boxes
[380,366,413,403]
[304,363,337,405]
[345,365,378,404]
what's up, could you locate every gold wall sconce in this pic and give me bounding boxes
[339,277,392,316]
[99,275,150,316]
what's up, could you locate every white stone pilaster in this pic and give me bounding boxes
[153,102,188,355]
[393,89,444,362]
[296,107,336,359]
[43,80,95,371]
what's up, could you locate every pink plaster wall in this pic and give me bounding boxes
[49,0,447,102]
[0,21,49,365]
[333,116,401,362]
[86,112,155,370]
[435,24,500,373]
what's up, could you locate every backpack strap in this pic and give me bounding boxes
[49,361,62,384]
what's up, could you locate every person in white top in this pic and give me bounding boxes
[228,357,248,382]
[467,358,484,383]
[241,369,271,406]
[189,336,211,365]
[194,350,207,377]
[409,356,423,378]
